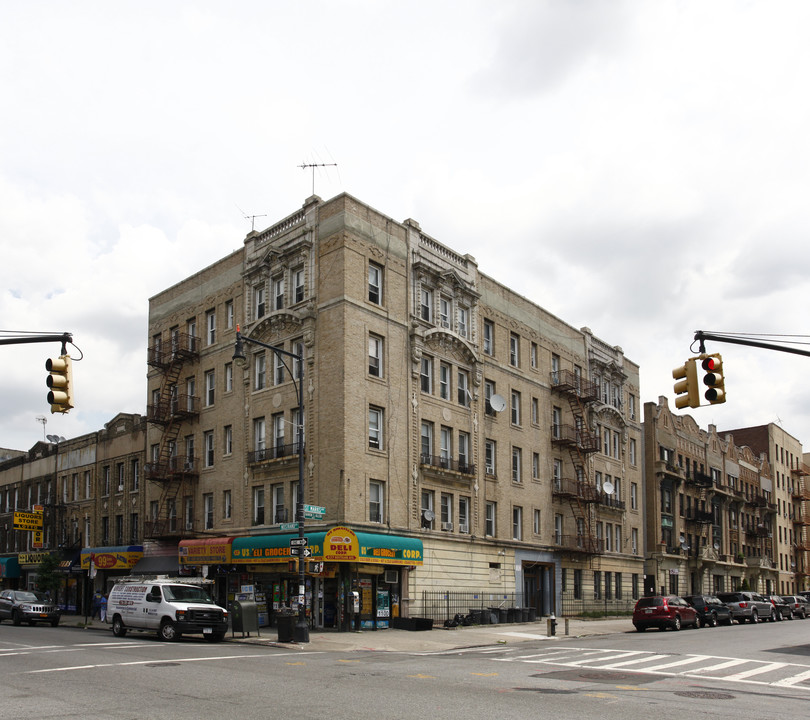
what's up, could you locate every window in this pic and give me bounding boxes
[103,466,110,496]
[293,340,304,381]
[204,494,214,530]
[253,417,266,454]
[511,390,521,425]
[205,310,215,346]
[439,363,451,400]
[484,379,496,416]
[457,369,470,406]
[254,285,266,319]
[439,296,451,328]
[272,484,286,523]
[458,431,470,470]
[441,493,453,528]
[512,506,523,540]
[225,362,233,392]
[131,459,140,492]
[440,426,452,466]
[253,486,265,525]
[512,447,522,484]
[532,452,540,480]
[630,482,638,510]
[457,306,468,337]
[554,514,563,544]
[368,406,383,449]
[368,262,383,304]
[274,351,285,386]
[254,352,266,390]
[205,370,215,406]
[552,406,562,438]
[551,353,560,383]
[293,267,305,303]
[533,509,541,535]
[483,319,494,355]
[531,397,539,425]
[273,276,285,310]
[204,431,214,468]
[272,413,285,455]
[485,502,496,536]
[594,571,602,600]
[85,470,91,499]
[369,335,383,377]
[530,342,538,368]
[420,356,433,393]
[369,480,384,523]
[629,438,637,465]
[116,463,124,492]
[421,421,433,460]
[485,439,496,475]
[421,491,435,530]
[420,288,433,321]
[223,489,232,519]
[459,497,470,533]
[509,333,519,367]
[225,299,234,329]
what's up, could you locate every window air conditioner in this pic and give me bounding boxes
[441,522,453,532]
[384,570,398,584]
[459,523,469,534]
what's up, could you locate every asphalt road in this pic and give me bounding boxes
[2,618,810,719]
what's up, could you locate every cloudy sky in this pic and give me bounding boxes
[2,0,810,456]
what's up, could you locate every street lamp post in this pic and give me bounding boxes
[233,326,309,643]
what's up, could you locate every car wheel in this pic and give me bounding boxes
[111,616,127,637]
[707,612,717,628]
[751,609,759,623]
[12,610,22,626]
[50,619,59,627]
[159,620,179,641]
[635,625,646,632]
[671,615,682,631]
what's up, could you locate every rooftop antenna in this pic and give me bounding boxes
[298,162,337,195]
[235,205,266,232]
[36,415,47,440]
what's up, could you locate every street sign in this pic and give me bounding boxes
[290,547,312,557]
[279,522,300,531]
[290,537,308,547]
[303,512,324,519]
[303,504,325,516]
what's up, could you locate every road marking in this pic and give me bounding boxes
[773,668,810,687]
[600,654,671,668]
[723,662,788,681]
[642,655,712,672]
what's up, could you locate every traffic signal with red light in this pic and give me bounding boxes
[672,358,700,409]
[46,354,74,413]
[701,353,725,404]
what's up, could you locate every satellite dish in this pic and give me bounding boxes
[489,394,506,412]
[713,541,720,550]
[46,434,65,443]
[602,481,614,495]
[679,534,686,544]
[422,509,435,522]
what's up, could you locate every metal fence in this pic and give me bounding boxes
[411,590,636,623]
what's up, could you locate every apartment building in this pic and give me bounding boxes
[0,413,147,611]
[643,397,779,596]
[718,424,808,594]
[144,192,644,628]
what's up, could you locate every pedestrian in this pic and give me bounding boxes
[99,592,108,623]
[91,590,102,619]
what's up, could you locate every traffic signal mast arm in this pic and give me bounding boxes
[0,332,72,349]
[694,330,810,358]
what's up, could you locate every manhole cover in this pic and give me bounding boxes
[145,662,181,668]
[675,691,734,700]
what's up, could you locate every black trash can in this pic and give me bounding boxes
[528,607,537,622]
[231,600,259,635]
[276,611,296,642]
[499,608,508,624]
[520,608,529,622]
[507,607,518,623]
[468,609,482,625]
[479,608,490,624]
[488,608,499,624]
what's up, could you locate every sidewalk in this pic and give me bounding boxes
[67,616,631,653]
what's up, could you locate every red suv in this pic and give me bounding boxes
[633,595,698,632]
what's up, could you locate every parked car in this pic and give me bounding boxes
[781,595,809,619]
[763,595,793,621]
[633,596,699,632]
[716,591,775,623]
[683,594,733,627]
[0,589,61,626]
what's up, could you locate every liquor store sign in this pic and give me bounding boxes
[13,511,43,532]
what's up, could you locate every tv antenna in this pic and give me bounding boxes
[299,162,337,195]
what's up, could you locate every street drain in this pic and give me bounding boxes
[675,691,735,700]
[515,688,577,694]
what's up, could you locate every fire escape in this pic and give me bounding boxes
[550,370,601,554]
[145,332,200,539]
[792,463,810,585]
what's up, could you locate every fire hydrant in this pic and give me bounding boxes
[547,613,557,637]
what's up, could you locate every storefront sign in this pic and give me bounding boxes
[178,537,235,565]
[80,546,143,570]
[18,552,48,566]
[13,511,43,531]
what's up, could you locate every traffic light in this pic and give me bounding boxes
[672,358,700,409]
[46,354,74,413]
[701,353,725,404]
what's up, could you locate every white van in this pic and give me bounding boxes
[106,579,228,642]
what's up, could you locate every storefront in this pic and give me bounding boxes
[178,527,422,631]
[80,545,144,596]
[0,556,21,588]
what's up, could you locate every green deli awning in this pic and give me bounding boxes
[179,537,236,566]
[325,527,423,566]
[0,557,21,579]
[81,546,144,571]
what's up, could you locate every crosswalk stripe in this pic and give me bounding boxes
[723,662,788,681]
